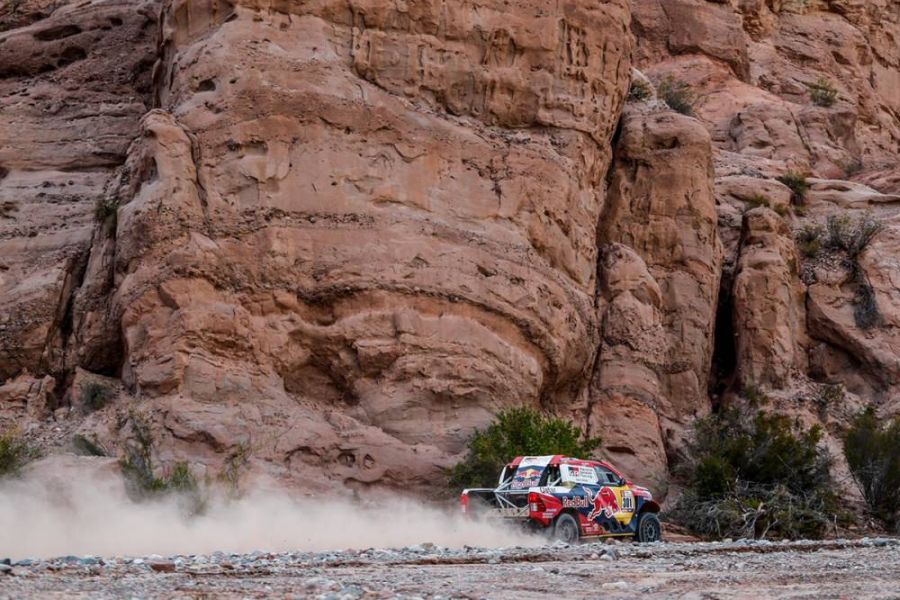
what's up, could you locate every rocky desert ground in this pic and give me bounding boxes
[2,538,900,599]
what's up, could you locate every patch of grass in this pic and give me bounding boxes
[120,412,207,516]
[72,434,108,457]
[628,79,653,102]
[657,77,695,116]
[774,204,790,217]
[219,442,251,498]
[808,78,838,108]
[795,223,825,258]
[777,171,810,205]
[826,213,883,259]
[824,214,883,329]
[80,381,111,413]
[743,194,771,211]
[0,428,39,479]
[668,406,837,540]
[449,407,601,489]
[844,408,900,531]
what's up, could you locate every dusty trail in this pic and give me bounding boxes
[2,538,898,599]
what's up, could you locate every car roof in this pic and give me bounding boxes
[508,455,623,477]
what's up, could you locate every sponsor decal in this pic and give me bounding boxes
[519,456,554,467]
[588,487,620,521]
[560,465,599,485]
[511,467,543,489]
[622,490,635,512]
[562,495,591,509]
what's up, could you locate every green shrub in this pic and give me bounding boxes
[657,77,695,116]
[774,204,790,217]
[823,213,883,329]
[80,381,111,413]
[826,213,883,259]
[0,428,38,479]
[449,407,601,489]
[795,223,825,258]
[628,79,653,102]
[777,171,810,205]
[844,408,900,531]
[808,78,838,108]
[668,405,836,540]
[94,196,118,224]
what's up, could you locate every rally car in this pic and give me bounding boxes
[460,455,661,543]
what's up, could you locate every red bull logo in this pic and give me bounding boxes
[588,487,619,521]
[511,467,543,489]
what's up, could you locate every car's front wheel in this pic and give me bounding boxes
[552,513,581,544]
[635,512,661,543]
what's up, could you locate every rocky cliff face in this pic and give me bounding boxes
[1,0,898,497]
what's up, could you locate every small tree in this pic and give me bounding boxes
[844,408,900,531]
[449,407,601,489]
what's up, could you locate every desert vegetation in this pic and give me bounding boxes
[120,413,206,516]
[449,407,601,489]
[657,77,695,116]
[0,427,38,479]
[80,381,111,413]
[844,408,900,532]
[628,79,652,102]
[668,395,837,540]
[778,171,810,205]
[808,78,838,108]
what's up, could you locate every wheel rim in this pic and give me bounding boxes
[641,518,659,542]
[559,520,578,543]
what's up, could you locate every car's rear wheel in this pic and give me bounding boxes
[552,513,581,544]
[635,512,661,543]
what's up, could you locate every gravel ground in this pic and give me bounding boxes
[2,538,899,599]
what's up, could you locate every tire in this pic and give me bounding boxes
[635,512,662,543]
[552,513,581,544]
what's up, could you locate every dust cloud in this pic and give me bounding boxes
[0,459,538,560]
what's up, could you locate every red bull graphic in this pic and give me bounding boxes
[511,467,543,489]
[588,487,620,521]
[459,455,663,543]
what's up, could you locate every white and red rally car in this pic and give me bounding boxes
[460,455,662,543]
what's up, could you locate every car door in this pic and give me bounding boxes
[593,466,636,529]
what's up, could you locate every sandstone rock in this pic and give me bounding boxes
[89,0,634,491]
[590,244,669,491]
[732,208,807,389]
[598,106,723,460]
[0,0,159,381]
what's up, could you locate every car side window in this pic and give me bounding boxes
[595,466,620,486]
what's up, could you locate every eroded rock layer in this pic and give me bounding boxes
[2,0,900,497]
